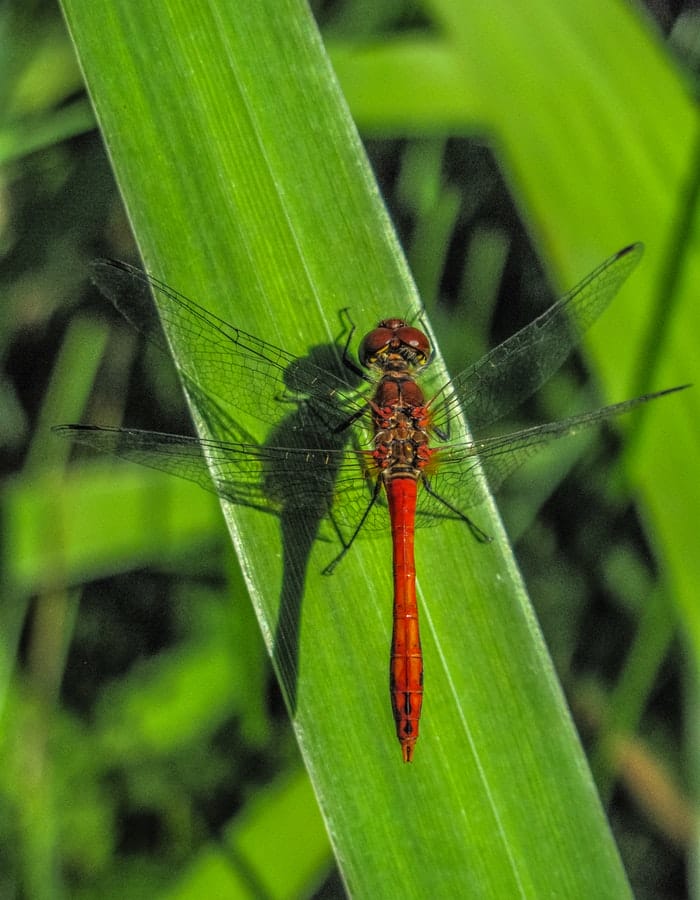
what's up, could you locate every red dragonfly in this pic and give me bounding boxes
[55,243,687,762]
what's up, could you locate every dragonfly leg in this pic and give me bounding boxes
[338,308,378,383]
[433,423,450,442]
[421,475,493,544]
[332,401,371,434]
[322,476,383,575]
[334,310,365,380]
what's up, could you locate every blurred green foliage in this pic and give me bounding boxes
[1,0,698,898]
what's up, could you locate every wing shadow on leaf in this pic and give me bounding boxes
[57,258,374,719]
[188,344,365,716]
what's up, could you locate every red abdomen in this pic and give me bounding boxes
[386,477,423,762]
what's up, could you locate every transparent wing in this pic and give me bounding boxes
[53,424,389,537]
[421,385,688,521]
[429,243,645,433]
[54,385,688,544]
[91,259,368,432]
[62,249,686,547]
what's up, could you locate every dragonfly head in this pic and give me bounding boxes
[359,319,432,373]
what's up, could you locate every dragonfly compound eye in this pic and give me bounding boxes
[393,325,432,365]
[359,320,432,368]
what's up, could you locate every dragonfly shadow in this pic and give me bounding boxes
[189,341,363,717]
[267,343,362,716]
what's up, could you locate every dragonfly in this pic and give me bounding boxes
[55,243,688,762]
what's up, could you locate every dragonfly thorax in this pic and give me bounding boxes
[371,376,433,478]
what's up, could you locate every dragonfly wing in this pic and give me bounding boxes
[56,386,687,549]
[429,243,644,434]
[54,424,279,513]
[54,424,391,540]
[91,260,367,432]
[422,384,688,521]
